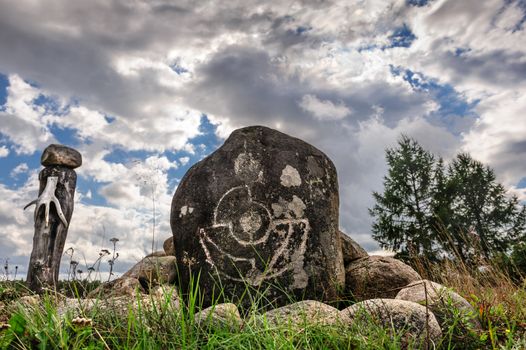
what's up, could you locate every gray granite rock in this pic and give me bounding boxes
[170,126,344,308]
[145,250,167,258]
[340,230,368,264]
[343,298,442,349]
[16,295,41,307]
[259,300,349,328]
[163,236,175,256]
[59,285,180,318]
[88,276,144,298]
[345,256,421,301]
[41,144,82,168]
[123,255,177,285]
[396,279,481,331]
[195,303,242,331]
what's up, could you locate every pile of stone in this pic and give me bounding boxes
[75,126,480,347]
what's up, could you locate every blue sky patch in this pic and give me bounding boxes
[0,151,41,189]
[454,47,471,57]
[33,94,69,116]
[76,176,110,206]
[357,44,380,52]
[170,64,189,75]
[359,24,417,51]
[190,115,221,153]
[295,26,312,35]
[391,66,479,133]
[405,69,478,115]
[102,147,152,165]
[498,0,526,32]
[104,115,116,123]
[407,0,430,6]
[387,24,417,48]
[0,73,8,107]
[48,124,82,147]
[165,115,221,186]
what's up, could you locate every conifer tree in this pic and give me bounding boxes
[370,135,440,260]
[370,138,526,263]
[445,153,526,260]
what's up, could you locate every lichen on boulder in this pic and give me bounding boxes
[345,255,421,301]
[343,298,442,349]
[170,126,344,308]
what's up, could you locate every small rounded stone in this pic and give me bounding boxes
[41,144,82,169]
[260,300,349,328]
[163,236,175,256]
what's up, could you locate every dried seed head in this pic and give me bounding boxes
[71,317,93,328]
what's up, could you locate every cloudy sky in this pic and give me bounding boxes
[0,0,525,279]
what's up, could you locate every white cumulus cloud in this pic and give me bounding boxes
[299,94,352,121]
[0,0,524,267]
[0,145,9,157]
[10,163,28,178]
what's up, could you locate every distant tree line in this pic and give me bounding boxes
[370,136,526,268]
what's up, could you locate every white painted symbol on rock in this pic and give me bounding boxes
[239,209,262,234]
[199,153,309,288]
[180,205,194,217]
[234,148,263,183]
[280,165,301,187]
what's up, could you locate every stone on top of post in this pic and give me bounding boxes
[25,144,81,292]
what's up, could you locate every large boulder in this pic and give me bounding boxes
[396,280,481,331]
[339,231,368,264]
[89,256,177,298]
[345,256,421,301]
[342,298,442,349]
[170,126,344,308]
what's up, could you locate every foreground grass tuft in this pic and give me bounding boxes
[1,260,526,349]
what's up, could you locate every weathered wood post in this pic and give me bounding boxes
[24,144,82,292]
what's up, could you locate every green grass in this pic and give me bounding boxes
[1,262,525,349]
[0,291,407,350]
